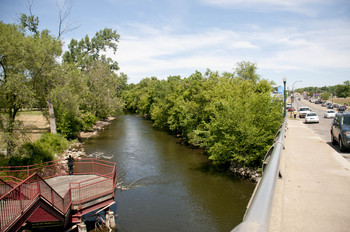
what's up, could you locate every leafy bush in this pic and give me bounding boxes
[9,142,52,166]
[81,111,98,131]
[38,133,71,155]
[8,133,71,166]
[56,112,83,139]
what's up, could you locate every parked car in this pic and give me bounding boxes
[305,112,319,123]
[299,106,311,118]
[324,110,336,118]
[333,104,339,108]
[321,102,327,107]
[327,104,334,109]
[331,112,350,152]
[338,105,347,112]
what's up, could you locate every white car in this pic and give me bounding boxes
[324,110,336,118]
[305,112,319,123]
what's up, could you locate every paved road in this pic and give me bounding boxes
[292,97,350,162]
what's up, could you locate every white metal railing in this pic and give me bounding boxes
[231,117,287,232]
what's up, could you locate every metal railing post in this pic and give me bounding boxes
[19,185,23,210]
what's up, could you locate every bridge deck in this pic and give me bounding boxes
[269,118,350,232]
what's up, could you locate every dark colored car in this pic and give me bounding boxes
[333,104,339,108]
[327,105,334,109]
[339,106,347,112]
[331,112,350,152]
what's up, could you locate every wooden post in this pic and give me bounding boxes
[47,100,57,134]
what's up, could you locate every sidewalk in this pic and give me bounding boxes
[269,118,350,232]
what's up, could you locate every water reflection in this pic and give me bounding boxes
[83,115,255,232]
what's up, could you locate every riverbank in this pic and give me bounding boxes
[59,117,116,161]
[78,116,116,139]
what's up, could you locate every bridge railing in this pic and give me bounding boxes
[231,118,287,232]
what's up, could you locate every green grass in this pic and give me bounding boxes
[332,97,350,106]
[18,110,44,116]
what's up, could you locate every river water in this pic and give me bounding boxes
[83,115,255,232]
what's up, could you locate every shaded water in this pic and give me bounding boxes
[83,115,255,232]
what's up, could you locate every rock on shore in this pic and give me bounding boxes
[229,164,261,182]
[78,117,116,139]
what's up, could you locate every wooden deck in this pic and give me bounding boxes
[45,175,107,197]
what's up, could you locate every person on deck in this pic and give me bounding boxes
[67,155,74,176]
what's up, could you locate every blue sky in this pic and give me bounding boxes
[1,0,350,88]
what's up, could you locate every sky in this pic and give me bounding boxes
[1,0,350,89]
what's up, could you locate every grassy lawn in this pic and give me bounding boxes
[0,110,50,147]
[332,97,350,106]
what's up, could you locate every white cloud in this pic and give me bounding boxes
[198,0,334,15]
[108,17,350,85]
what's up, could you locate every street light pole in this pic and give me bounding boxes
[290,80,302,118]
[283,76,287,118]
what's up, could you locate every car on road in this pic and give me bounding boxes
[299,106,311,118]
[333,104,339,109]
[305,112,319,123]
[288,107,296,112]
[327,104,334,109]
[338,105,347,112]
[330,112,350,152]
[324,110,336,118]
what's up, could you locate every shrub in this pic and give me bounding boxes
[8,133,71,166]
[37,133,71,155]
[81,111,98,131]
[10,142,52,166]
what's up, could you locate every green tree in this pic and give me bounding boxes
[0,21,61,155]
[234,61,260,83]
[335,85,349,98]
[83,61,124,118]
[320,92,331,100]
[63,28,120,71]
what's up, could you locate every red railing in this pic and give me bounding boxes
[0,158,116,231]
[0,173,40,231]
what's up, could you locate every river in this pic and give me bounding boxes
[83,114,255,232]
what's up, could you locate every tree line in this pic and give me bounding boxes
[296,81,350,100]
[123,64,283,168]
[1,14,283,169]
[0,16,126,162]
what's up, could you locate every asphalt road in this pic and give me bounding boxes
[292,96,350,162]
